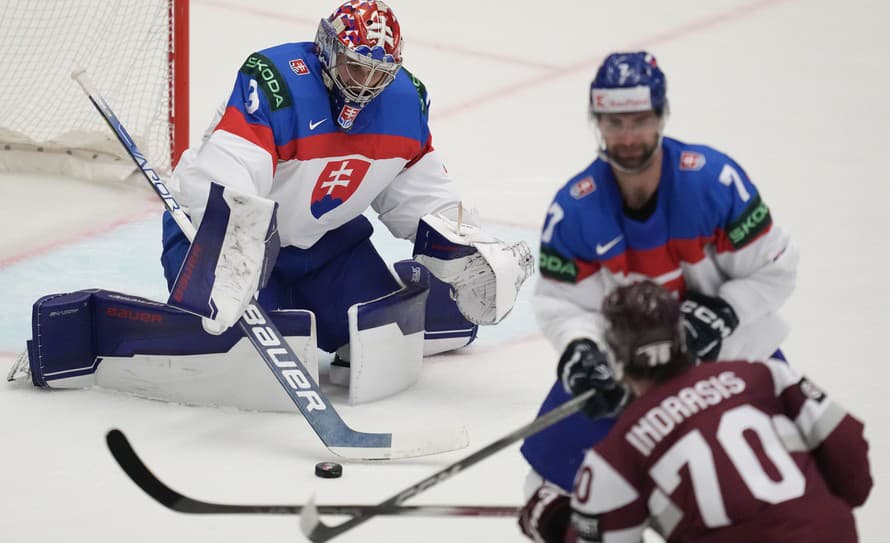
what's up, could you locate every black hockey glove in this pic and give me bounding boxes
[557,339,629,419]
[680,290,739,361]
[518,485,571,543]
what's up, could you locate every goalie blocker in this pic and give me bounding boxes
[167,181,280,336]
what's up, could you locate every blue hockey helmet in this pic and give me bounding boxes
[589,52,667,117]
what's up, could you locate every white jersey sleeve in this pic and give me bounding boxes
[715,222,799,327]
[534,274,611,355]
[371,148,464,241]
[172,129,272,228]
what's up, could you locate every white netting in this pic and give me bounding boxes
[0,0,176,179]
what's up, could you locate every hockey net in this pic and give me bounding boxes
[0,0,188,181]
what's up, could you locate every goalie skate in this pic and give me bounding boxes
[6,350,30,382]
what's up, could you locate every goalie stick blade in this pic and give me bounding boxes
[107,429,516,517]
[327,423,469,460]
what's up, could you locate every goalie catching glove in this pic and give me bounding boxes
[413,209,534,325]
[168,182,279,335]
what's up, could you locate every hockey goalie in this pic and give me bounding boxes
[7,0,534,409]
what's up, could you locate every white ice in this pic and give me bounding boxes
[1,1,888,542]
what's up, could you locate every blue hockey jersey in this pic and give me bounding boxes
[171,42,465,249]
[535,136,799,364]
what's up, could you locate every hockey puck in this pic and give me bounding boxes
[315,461,343,479]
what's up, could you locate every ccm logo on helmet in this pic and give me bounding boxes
[242,303,326,412]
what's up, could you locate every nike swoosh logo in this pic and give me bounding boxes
[309,119,327,130]
[595,235,623,256]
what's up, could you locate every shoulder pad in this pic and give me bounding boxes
[239,52,293,111]
[399,67,430,116]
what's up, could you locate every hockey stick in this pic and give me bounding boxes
[301,387,597,542]
[72,69,467,460]
[105,429,518,518]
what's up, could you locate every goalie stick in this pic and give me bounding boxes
[106,429,518,518]
[72,69,467,460]
[301,387,598,542]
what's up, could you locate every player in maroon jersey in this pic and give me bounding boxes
[519,280,872,543]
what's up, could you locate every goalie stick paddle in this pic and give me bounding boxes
[71,69,467,460]
[301,388,597,542]
[106,429,518,518]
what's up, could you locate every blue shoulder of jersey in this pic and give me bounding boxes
[347,66,431,144]
[545,159,624,261]
[228,43,430,148]
[661,137,767,245]
[233,42,329,145]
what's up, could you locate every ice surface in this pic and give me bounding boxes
[2,1,887,542]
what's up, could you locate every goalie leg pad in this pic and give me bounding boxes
[421,270,478,356]
[393,259,477,354]
[24,289,319,412]
[343,260,430,405]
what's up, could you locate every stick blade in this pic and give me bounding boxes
[106,429,182,509]
[299,494,364,543]
[328,424,469,460]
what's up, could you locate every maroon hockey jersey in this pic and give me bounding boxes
[570,359,872,543]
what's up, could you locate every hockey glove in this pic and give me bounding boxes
[413,209,534,325]
[518,485,572,543]
[557,339,629,419]
[680,290,739,361]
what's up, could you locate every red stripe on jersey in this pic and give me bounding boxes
[597,237,713,282]
[405,134,433,169]
[670,236,713,264]
[575,258,602,282]
[215,106,278,163]
[714,223,774,253]
[277,132,423,162]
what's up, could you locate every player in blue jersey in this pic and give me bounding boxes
[518,51,799,539]
[10,1,533,407]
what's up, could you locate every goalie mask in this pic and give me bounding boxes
[315,0,403,131]
[601,280,692,382]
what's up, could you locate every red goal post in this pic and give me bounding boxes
[0,0,189,181]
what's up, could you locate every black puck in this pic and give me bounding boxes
[315,461,343,479]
